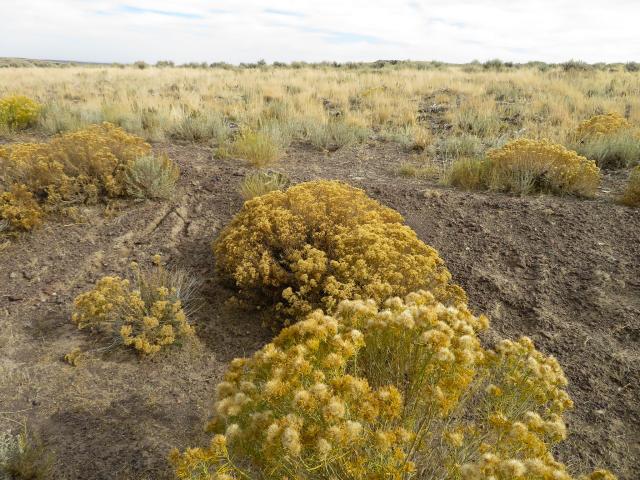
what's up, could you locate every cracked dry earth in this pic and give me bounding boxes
[0,141,638,479]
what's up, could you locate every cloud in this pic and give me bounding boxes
[263,8,304,18]
[119,4,205,19]
[0,0,638,64]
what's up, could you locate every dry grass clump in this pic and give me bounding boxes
[171,291,615,480]
[218,130,281,167]
[432,134,485,161]
[0,95,41,130]
[305,119,369,151]
[620,166,640,207]
[447,139,600,197]
[213,180,464,320]
[396,161,441,180]
[0,122,179,232]
[169,110,229,144]
[0,427,53,480]
[239,171,290,200]
[72,256,197,355]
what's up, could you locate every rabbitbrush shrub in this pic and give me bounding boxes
[0,122,151,204]
[573,113,639,169]
[72,256,196,355]
[575,113,631,139]
[0,95,41,130]
[213,180,464,320]
[448,139,600,197]
[0,184,43,232]
[171,291,615,480]
[0,122,179,232]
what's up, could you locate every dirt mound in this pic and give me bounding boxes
[1,142,638,479]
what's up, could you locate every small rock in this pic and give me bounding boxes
[9,272,18,279]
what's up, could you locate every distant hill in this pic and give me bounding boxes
[0,57,112,68]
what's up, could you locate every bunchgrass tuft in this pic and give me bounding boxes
[0,427,54,480]
[239,171,290,200]
[218,130,282,167]
[125,154,180,200]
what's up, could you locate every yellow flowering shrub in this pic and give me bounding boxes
[0,123,179,232]
[0,95,41,130]
[620,166,640,207]
[0,122,151,204]
[484,139,600,196]
[0,184,43,232]
[573,114,639,169]
[576,113,632,140]
[71,256,195,355]
[171,291,615,480]
[213,180,464,320]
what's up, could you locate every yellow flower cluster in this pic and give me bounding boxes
[213,180,464,320]
[336,292,488,420]
[485,139,600,196]
[576,113,632,139]
[71,260,194,355]
[0,183,43,232]
[620,166,640,207]
[461,455,617,480]
[0,95,41,130]
[172,291,616,480]
[173,309,415,479]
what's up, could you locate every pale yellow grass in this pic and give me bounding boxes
[0,66,638,160]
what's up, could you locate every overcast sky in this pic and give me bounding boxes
[1,0,639,64]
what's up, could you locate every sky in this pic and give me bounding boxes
[1,0,639,64]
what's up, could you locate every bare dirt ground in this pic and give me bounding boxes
[1,141,638,479]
